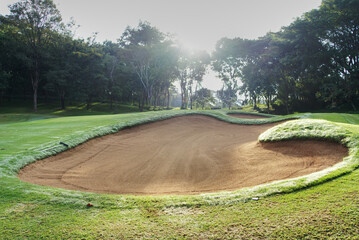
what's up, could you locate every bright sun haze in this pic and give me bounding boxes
[0,0,322,90]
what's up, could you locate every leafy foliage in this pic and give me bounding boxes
[0,0,358,114]
[192,88,214,109]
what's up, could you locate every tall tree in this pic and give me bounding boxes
[120,21,166,111]
[175,50,191,109]
[317,0,359,110]
[44,31,75,109]
[212,38,247,109]
[8,0,62,112]
[175,49,209,109]
[0,15,31,104]
[72,38,106,110]
[150,41,179,108]
[188,50,210,109]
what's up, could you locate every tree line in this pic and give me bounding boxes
[213,0,359,113]
[0,0,358,114]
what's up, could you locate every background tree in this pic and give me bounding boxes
[44,31,75,109]
[120,21,169,111]
[175,50,191,109]
[73,38,106,110]
[212,38,247,109]
[188,50,210,109]
[150,41,179,108]
[175,50,209,109]
[0,15,32,105]
[8,0,62,112]
[315,0,359,110]
[192,88,214,109]
[1,0,358,113]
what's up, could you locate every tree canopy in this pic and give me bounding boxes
[0,0,358,113]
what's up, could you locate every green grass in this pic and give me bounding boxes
[0,101,142,119]
[0,113,56,124]
[302,112,359,125]
[1,109,359,239]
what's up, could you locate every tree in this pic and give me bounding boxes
[188,50,210,109]
[241,62,263,109]
[8,0,62,112]
[120,21,167,111]
[316,0,359,110]
[44,31,74,109]
[216,87,238,109]
[175,49,191,109]
[150,41,179,108]
[0,19,12,105]
[175,49,209,109]
[102,40,127,111]
[0,66,10,105]
[192,88,214,109]
[212,38,248,109]
[0,15,32,105]
[239,36,280,111]
[72,38,106,110]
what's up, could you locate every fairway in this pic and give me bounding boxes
[19,115,347,195]
[228,113,270,119]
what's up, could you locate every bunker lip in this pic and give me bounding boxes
[228,113,270,119]
[18,115,348,196]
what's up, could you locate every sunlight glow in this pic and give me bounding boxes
[0,0,322,90]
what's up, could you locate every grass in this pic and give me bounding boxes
[1,108,359,239]
[0,101,142,123]
[301,112,359,124]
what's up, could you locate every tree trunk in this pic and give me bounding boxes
[139,90,146,112]
[110,95,113,111]
[163,91,166,107]
[31,52,42,113]
[32,78,38,112]
[154,91,158,108]
[190,93,193,110]
[266,94,270,113]
[167,88,170,109]
[86,96,92,110]
[60,93,65,110]
[253,94,257,109]
[181,90,186,109]
[33,86,38,112]
[32,62,39,112]
[189,85,193,110]
[180,79,187,109]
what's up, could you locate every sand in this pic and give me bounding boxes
[18,115,347,195]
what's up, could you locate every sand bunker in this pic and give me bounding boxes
[18,115,347,195]
[228,113,270,119]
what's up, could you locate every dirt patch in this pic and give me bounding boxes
[228,113,270,119]
[18,115,347,195]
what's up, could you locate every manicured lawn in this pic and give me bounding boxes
[0,110,358,239]
[305,112,359,125]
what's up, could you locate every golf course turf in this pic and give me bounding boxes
[1,110,359,239]
[228,113,271,119]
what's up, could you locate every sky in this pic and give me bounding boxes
[0,0,322,90]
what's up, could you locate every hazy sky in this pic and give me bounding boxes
[0,0,322,90]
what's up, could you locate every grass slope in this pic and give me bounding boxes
[1,110,359,239]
